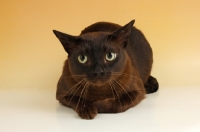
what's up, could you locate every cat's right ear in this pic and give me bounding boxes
[53,30,80,54]
[108,20,135,48]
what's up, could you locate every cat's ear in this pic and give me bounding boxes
[53,30,80,54]
[110,20,135,48]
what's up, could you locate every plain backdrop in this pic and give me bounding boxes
[1,0,200,132]
[1,0,200,89]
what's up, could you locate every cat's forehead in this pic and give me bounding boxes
[78,32,114,53]
[80,32,110,40]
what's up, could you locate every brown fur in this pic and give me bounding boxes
[53,20,158,119]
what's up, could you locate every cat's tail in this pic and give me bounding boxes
[144,76,159,94]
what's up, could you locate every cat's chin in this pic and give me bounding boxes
[89,79,108,86]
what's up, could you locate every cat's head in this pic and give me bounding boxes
[53,20,134,85]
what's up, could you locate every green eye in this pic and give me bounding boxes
[106,52,117,61]
[78,55,87,64]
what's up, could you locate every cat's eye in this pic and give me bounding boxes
[78,55,88,64]
[106,52,117,61]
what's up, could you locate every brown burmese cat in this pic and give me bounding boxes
[53,20,158,119]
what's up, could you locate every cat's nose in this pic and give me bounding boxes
[93,70,105,77]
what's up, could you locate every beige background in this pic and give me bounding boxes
[1,0,200,90]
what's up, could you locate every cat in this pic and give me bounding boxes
[53,20,159,119]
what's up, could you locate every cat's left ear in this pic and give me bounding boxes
[53,30,80,55]
[111,20,135,48]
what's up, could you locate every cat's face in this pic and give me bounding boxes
[68,32,128,85]
[53,20,134,85]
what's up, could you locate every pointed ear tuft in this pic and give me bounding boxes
[110,20,135,48]
[53,30,79,54]
[113,20,135,38]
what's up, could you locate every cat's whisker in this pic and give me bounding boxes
[108,82,116,99]
[107,81,116,110]
[109,81,122,112]
[116,78,134,92]
[112,72,138,78]
[112,79,140,111]
[111,80,123,97]
[115,78,142,104]
[81,82,91,112]
[121,73,140,80]
[112,70,138,76]
[75,81,89,111]
[112,72,143,84]
[61,75,88,101]
[63,78,86,99]
[113,80,133,102]
[67,79,87,106]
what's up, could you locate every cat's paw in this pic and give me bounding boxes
[76,104,98,119]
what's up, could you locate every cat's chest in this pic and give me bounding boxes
[85,85,114,101]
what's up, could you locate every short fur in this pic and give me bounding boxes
[53,20,159,119]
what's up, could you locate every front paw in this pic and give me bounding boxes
[76,104,98,119]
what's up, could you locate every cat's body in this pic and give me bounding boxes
[53,20,158,119]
